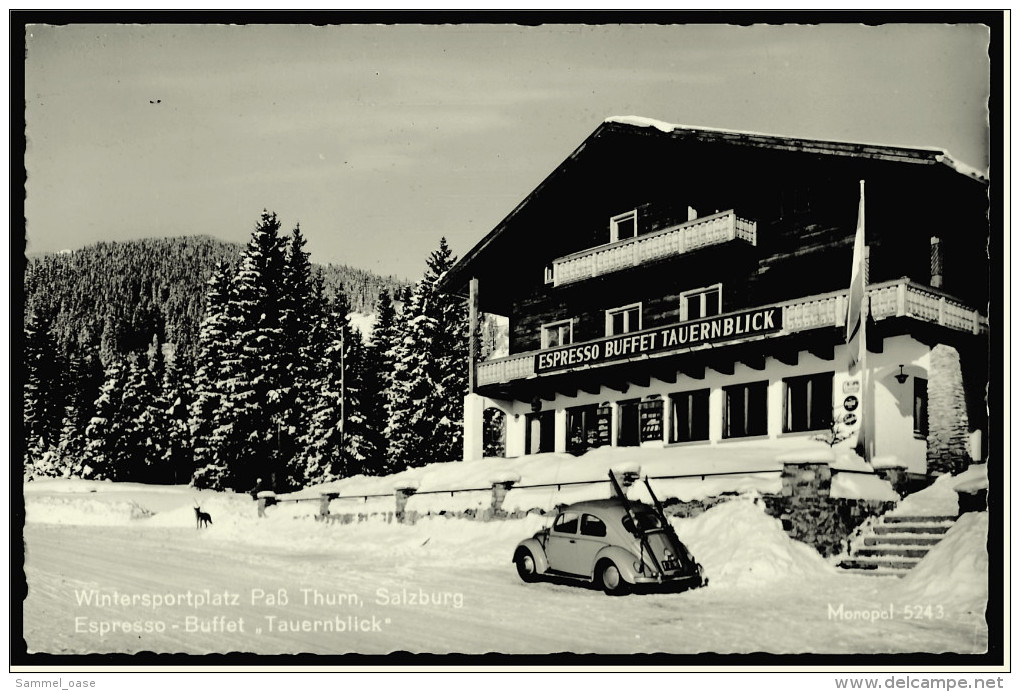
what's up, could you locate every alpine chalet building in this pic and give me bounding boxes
[440,117,988,479]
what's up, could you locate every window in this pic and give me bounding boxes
[606,303,642,336]
[553,512,580,534]
[567,404,604,455]
[541,319,573,349]
[610,210,638,242]
[525,410,555,455]
[784,372,834,433]
[617,399,641,447]
[724,380,768,438]
[914,378,929,438]
[681,284,722,321]
[670,389,710,443]
[580,514,607,538]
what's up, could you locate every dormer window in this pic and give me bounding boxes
[610,210,638,242]
[681,284,722,321]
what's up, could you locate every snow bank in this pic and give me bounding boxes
[672,497,834,588]
[830,473,899,501]
[25,496,149,525]
[892,512,988,614]
[890,464,987,517]
[291,437,838,510]
[24,480,256,528]
[24,478,191,495]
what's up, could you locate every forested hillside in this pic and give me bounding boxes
[21,217,470,492]
[24,235,407,363]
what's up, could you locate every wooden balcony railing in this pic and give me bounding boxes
[551,210,757,286]
[475,279,986,388]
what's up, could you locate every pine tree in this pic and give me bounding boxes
[428,238,470,462]
[162,354,194,485]
[225,210,290,490]
[24,311,67,454]
[385,238,468,470]
[277,226,318,477]
[360,289,398,474]
[84,356,130,479]
[190,260,235,487]
[295,288,367,486]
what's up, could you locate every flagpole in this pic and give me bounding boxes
[847,179,870,464]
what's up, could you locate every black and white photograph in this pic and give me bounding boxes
[12,13,1004,675]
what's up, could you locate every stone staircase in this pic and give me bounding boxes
[838,514,957,577]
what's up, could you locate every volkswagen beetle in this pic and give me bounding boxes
[512,483,706,595]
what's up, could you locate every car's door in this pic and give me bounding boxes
[545,512,582,574]
[568,513,611,577]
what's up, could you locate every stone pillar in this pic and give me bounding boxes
[463,393,486,462]
[781,461,832,498]
[490,480,516,515]
[873,465,908,498]
[610,467,641,498]
[318,494,334,519]
[394,485,417,522]
[927,344,971,475]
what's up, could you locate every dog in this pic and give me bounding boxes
[194,505,213,529]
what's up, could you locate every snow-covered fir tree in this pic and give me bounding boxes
[360,288,399,474]
[294,288,368,486]
[385,238,468,470]
[24,311,67,457]
[120,352,163,482]
[83,356,131,479]
[189,260,235,487]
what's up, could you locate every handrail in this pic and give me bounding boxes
[476,277,986,386]
[551,210,756,286]
[284,465,880,504]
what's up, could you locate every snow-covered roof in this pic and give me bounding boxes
[604,115,988,182]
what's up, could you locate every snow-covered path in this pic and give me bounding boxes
[22,521,987,656]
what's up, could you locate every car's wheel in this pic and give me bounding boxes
[598,560,630,596]
[515,548,539,583]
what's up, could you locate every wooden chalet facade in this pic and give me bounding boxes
[439,117,989,476]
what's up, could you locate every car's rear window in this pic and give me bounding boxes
[580,514,607,537]
[622,510,662,534]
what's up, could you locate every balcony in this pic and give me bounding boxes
[475,279,987,389]
[549,210,757,287]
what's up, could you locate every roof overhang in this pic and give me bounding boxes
[439,117,988,297]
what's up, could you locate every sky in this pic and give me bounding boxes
[23,21,992,280]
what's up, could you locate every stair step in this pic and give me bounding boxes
[883,515,957,524]
[855,546,930,559]
[840,556,920,571]
[863,535,942,546]
[873,523,950,535]
[838,564,909,577]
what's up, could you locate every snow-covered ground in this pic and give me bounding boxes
[21,473,989,655]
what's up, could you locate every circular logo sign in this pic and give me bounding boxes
[843,413,858,426]
[843,395,859,412]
